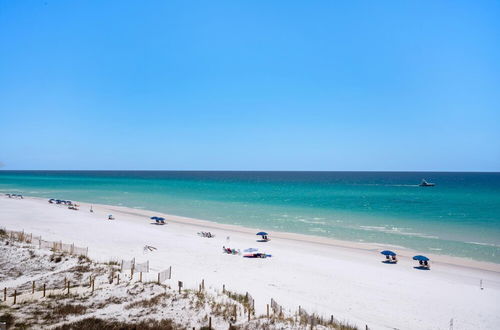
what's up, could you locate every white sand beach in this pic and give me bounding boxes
[1,196,499,329]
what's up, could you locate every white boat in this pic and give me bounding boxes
[419,179,435,187]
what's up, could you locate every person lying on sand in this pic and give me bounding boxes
[198,231,215,238]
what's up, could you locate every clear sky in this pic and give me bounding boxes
[0,1,499,171]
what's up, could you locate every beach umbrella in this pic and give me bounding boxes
[157,217,165,221]
[380,250,396,256]
[244,248,258,252]
[256,232,268,236]
[150,216,159,220]
[413,255,429,261]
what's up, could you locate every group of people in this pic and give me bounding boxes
[418,260,430,268]
[6,193,23,199]
[222,246,240,254]
[48,198,73,205]
[48,198,80,210]
[384,255,398,263]
[381,251,431,269]
[243,252,270,258]
[198,231,215,238]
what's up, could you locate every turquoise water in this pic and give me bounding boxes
[1,171,499,263]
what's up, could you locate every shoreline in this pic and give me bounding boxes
[5,194,500,273]
[2,195,500,329]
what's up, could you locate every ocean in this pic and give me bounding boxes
[1,171,499,263]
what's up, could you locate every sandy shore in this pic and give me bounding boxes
[1,196,499,329]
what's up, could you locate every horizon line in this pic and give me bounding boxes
[1,169,499,173]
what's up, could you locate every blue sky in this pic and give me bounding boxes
[0,1,499,171]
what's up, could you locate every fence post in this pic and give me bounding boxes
[267,304,269,318]
[13,290,16,305]
[32,281,35,294]
[92,279,95,293]
[43,284,46,297]
[117,274,120,285]
[3,288,6,301]
[67,281,70,295]
[208,317,212,329]
[139,272,142,282]
[157,273,160,284]
[169,266,172,279]
[234,305,237,322]
[71,243,74,255]
[89,276,92,288]
[64,278,67,290]
[223,284,225,293]
[202,279,204,290]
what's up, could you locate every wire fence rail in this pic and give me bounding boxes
[2,228,89,257]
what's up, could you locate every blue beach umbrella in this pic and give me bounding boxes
[413,255,429,261]
[256,232,268,236]
[150,216,159,220]
[157,217,165,221]
[380,250,397,256]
